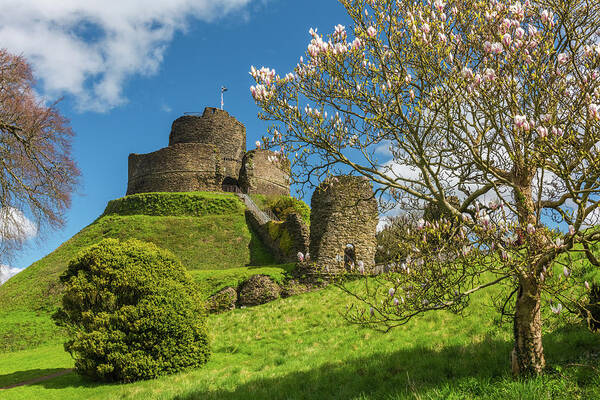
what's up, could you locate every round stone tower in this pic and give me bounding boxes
[239,149,290,196]
[308,176,378,274]
[169,107,246,181]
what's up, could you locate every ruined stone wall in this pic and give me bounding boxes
[127,143,223,195]
[169,107,246,180]
[245,208,309,263]
[239,150,290,196]
[308,176,378,274]
[126,107,291,196]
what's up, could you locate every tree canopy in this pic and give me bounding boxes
[0,49,79,261]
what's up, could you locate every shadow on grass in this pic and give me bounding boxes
[0,368,111,391]
[174,326,600,400]
[247,224,277,266]
[1,325,596,397]
[0,368,66,388]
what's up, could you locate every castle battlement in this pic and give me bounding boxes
[126,107,289,196]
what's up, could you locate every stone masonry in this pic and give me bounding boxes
[126,107,290,196]
[308,176,378,274]
[239,149,290,196]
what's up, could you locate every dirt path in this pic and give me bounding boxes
[0,368,74,390]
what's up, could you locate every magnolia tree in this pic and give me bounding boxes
[250,0,600,375]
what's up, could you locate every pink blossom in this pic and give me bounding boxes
[589,104,600,120]
[405,74,412,84]
[334,24,346,38]
[551,127,563,137]
[557,53,569,65]
[585,281,591,290]
[367,26,377,38]
[483,68,496,81]
[483,41,493,53]
[434,0,446,12]
[526,223,535,234]
[550,302,563,314]
[421,23,430,34]
[461,67,474,79]
[514,115,529,130]
[569,224,575,235]
[358,260,365,274]
[510,2,525,20]
[256,140,261,148]
[502,33,512,48]
[563,266,571,278]
[351,37,363,50]
[537,126,548,138]
[491,42,503,54]
[297,251,304,262]
[438,33,447,44]
[409,89,415,100]
[500,19,512,34]
[528,24,538,36]
[515,27,525,40]
[541,10,553,25]
[393,297,400,306]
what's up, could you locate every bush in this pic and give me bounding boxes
[53,238,210,383]
[102,192,244,217]
[238,274,281,306]
[267,196,310,225]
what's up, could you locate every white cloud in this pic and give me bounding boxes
[0,207,37,241]
[0,264,22,285]
[0,0,254,112]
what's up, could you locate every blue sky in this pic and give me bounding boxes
[1,0,355,271]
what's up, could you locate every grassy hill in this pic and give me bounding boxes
[1,191,599,399]
[0,192,276,313]
[1,280,599,399]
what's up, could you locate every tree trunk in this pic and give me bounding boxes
[512,277,545,375]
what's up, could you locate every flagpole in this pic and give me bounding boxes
[220,86,228,110]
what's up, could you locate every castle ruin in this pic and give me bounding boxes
[127,107,290,196]
[308,176,378,274]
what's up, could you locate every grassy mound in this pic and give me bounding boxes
[0,192,275,313]
[1,281,599,399]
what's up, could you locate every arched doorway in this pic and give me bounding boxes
[221,177,240,193]
[344,243,355,270]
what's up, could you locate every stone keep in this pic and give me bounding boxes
[126,107,289,196]
[308,176,378,273]
[239,150,290,196]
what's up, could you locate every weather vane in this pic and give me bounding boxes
[221,86,228,110]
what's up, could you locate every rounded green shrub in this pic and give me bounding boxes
[53,238,210,383]
[268,196,310,225]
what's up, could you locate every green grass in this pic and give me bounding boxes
[1,280,599,399]
[0,192,275,313]
[0,311,65,353]
[190,263,296,298]
[103,191,245,217]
